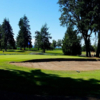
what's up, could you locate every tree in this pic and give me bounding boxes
[62,25,81,55]
[1,19,15,51]
[34,31,41,50]
[40,24,52,53]
[58,0,99,57]
[34,24,52,53]
[57,39,62,48]
[17,15,32,50]
[52,40,56,49]
[96,32,100,57]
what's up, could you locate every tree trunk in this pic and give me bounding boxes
[43,49,45,53]
[89,51,91,57]
[85,38,89,57]
[43,42,45,53]
[84,37,91,57]
[88,38,91,57]
[96,32,100,57]
[43,45,45,53]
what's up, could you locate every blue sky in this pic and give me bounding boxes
[0,0,67,45]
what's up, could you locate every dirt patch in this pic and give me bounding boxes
[10,60,100,71]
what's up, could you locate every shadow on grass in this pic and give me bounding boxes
[0,69,100,99]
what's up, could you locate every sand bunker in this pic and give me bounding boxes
[10,60,100,71]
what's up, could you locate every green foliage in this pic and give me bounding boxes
[0,19,15,51]
[34,24,52,53]
[34,31,41,50]
[40,24,52,52]
[17,15,32,50]
[62,25,81,55]
[58,0,100,57]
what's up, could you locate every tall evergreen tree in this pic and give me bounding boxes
[62,25,81,55]
[34,31,41,50]
[34,24,52,53]
[17,15,32,50]
[1,19,15,51]
[52,40,57,49]
[40,24,52,53]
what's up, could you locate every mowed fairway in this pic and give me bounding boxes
[0,51,100,99]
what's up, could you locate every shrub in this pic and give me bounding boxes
[62,25,81,55]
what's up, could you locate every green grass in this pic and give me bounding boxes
[0,49,88,55]
[0,55,85,71]
[0,49,100,97]
[0,50,40,55]
[46,49,63,55]
[0,49,64,55]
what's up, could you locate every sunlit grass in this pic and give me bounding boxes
[0,49,99,80]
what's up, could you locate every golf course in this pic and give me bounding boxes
[0,49,100,100]
[1,0,100,99]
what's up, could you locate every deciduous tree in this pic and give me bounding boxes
[58,0,99,57]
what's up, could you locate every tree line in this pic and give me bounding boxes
[0,15,62,53]
[0,15,32,51]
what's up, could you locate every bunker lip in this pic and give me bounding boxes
[10,58,100,63]
[10,58,100,71]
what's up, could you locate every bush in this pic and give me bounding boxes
[62,25,81,55]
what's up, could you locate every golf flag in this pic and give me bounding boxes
[28,42,30,45]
